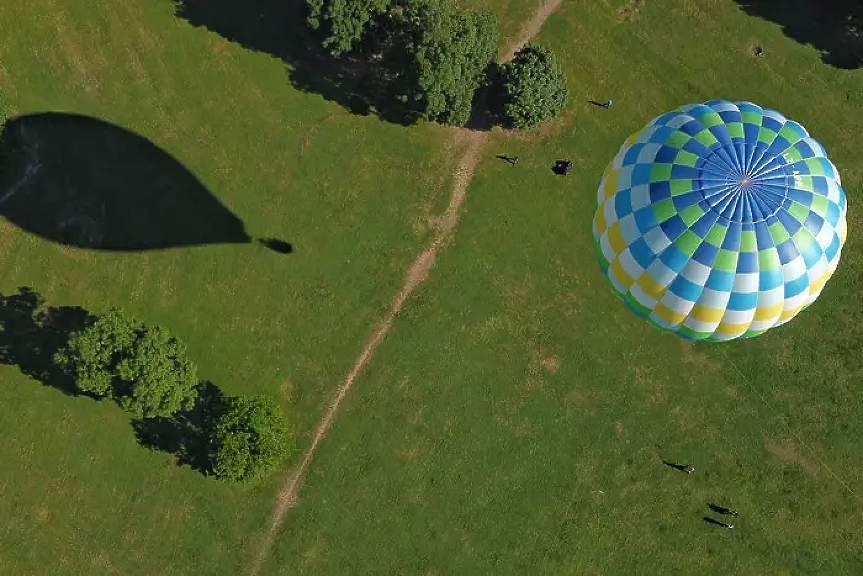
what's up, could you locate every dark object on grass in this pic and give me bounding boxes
[752,45,765,57]
[258,237,293,254]
[589,99,613,108]
[704,516,734,529]
[662,459,695,474]
[709,504,740,517]
[552,160,573,175]
[496,155,519,165]
[0,113,253,251]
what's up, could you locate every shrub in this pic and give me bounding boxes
[55,307,199,418]
[307,0,393,57]
[398,0,499,126]
[492,43,568,129]
[211,395,290,482]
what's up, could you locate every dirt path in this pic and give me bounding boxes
[249,2,563,573]
[501,0,563,60]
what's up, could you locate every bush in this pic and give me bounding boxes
[55,307,199,418]
[397,0,499,126]
[211,395,290,482]
[492,43,568,129]
[307,0,393,57]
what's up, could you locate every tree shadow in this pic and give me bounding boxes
[132,381,228,475]
[0,287,95,395]
[173,0,419,125]
[0,113,257,250]
[0,286,231,477]
[733,0,863,69]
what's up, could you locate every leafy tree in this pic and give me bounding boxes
[211,395,290,482]
[114,324,199,418]
[492,43,568,129]
[307,0,394,56]
[55,307,199,418]
[395,0,498,125]
[54,307,137,397]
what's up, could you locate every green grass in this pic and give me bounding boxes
[263,1,863,574]
[2,0,863,574]
[0,0,456,573]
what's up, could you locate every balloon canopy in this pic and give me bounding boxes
[593,100,847,341]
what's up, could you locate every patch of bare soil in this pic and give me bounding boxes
[541,356,560,374]
[765,438,820,477]
[618,0,644,22]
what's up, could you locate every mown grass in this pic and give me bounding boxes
[0,0,457,573]
[2,0,863,574]
[264,0,863,574]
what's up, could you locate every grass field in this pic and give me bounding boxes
[1,0,863,574]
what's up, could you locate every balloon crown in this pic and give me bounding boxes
[593,100,847,341]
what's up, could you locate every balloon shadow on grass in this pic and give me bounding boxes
[172,0,420,126]
[732,0,863,69]
[132,382,228,475]
[0,113,290,253]
[0,286,96,396]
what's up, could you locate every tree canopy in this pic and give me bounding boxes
[211,395,290,482]
[55,307,199,418]
[492,43,568,129]
[307,0,393,57]
[306,0,499,126]
[397,0,498,126]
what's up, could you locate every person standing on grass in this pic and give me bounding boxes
[604,100,613,108]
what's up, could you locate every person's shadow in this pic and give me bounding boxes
[703,516,733,528]
[0,113,291,253]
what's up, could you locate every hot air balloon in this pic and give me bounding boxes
[593,100,847,341]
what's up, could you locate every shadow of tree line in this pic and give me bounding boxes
[733,0,863,69]
[173,0,420,125]
[0,287,227,476]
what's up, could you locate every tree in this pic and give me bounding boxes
[54,307,137,397]
[492,43,568,129]
[211,395,290,482]
[396,0,499,125]
[307,0,394,56]
[55,307,199,418]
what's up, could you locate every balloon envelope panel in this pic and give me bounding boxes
[593,100,847,341]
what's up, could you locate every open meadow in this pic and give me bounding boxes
[1,0,862,574]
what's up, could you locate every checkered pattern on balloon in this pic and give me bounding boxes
[593,100,847,341]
